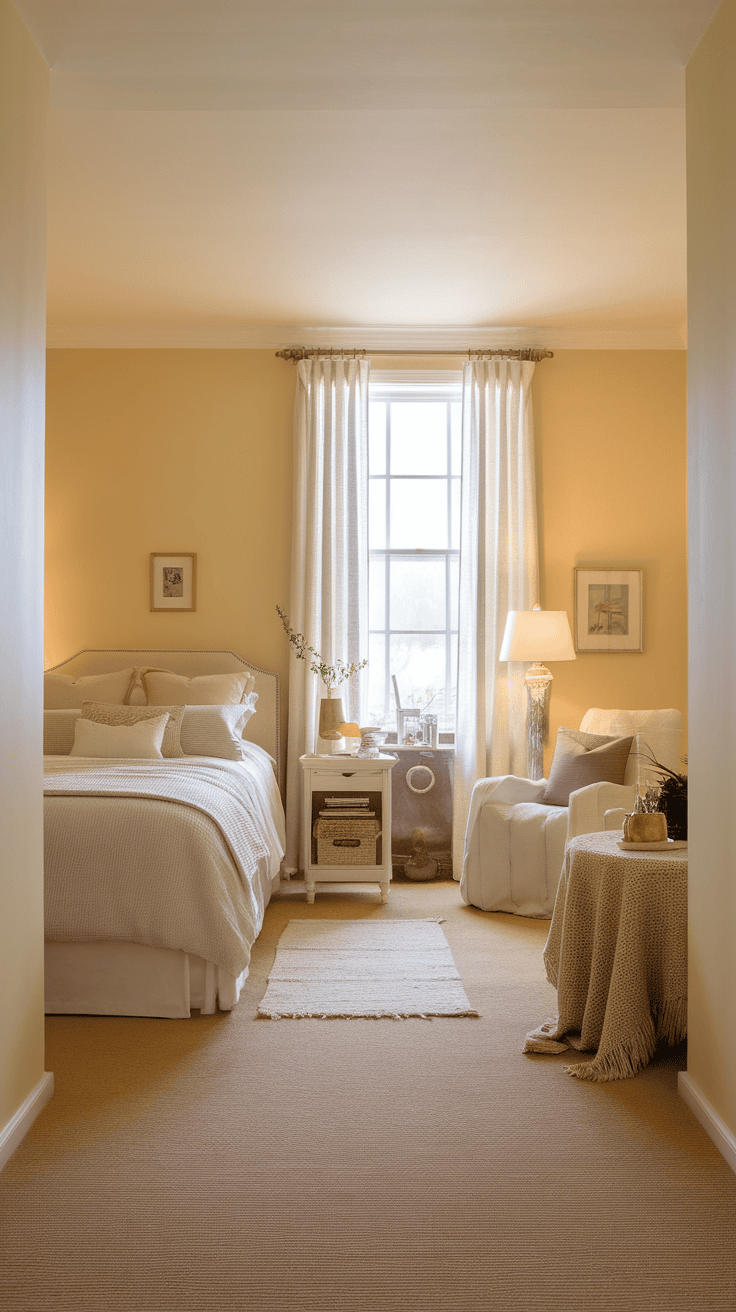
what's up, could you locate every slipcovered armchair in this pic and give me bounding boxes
[460,708,683,918]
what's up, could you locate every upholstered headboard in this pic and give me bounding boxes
[44,649,282,785]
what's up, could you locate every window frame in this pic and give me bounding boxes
[367,373,463,736]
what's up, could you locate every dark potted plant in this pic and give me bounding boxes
[640,750,688,841]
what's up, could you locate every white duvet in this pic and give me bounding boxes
[43,743,285,977]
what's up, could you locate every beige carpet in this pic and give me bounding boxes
[2,878,736,1312]
[257,917,479,1018]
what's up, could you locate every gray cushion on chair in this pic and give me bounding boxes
[540,727,634,807]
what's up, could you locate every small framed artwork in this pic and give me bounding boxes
[150,553,197,612]
[574,568,643,653]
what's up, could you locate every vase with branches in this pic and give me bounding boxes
[277,606,367,752]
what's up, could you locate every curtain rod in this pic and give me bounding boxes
[275,347,553,363]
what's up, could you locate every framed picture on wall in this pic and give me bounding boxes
[574,568,643,652]
[150,553,197,612]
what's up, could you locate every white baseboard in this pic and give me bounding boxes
[0,1072,54,1173]
[678,1072,736,1177]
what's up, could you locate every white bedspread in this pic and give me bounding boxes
[43,743,285,978]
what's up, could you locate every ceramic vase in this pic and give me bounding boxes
[318,694,346,755]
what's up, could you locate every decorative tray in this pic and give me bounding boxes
[617,839,688,851]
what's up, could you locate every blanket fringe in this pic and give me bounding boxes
[654,995,688,1046]
[257,1007,479,1020]
[529,995,687,1081]
[563,1012,658,1082]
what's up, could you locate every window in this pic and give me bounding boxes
[366,374,462,736]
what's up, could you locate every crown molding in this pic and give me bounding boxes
[45,322,687,350]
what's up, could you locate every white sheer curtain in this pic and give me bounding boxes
[452,357,539,876]
[283,356,370,874]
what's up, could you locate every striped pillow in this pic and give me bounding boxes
[179,700,258,761]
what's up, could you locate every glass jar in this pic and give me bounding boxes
[419,714,438,748]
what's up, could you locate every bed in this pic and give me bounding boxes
[43,649,285,1018]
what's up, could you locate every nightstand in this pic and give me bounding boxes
[299,753,397,903]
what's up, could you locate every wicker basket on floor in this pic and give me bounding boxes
[313,816,381,866]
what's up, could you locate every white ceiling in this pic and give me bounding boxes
[16,0,720,348]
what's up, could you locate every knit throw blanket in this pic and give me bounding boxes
[44,756,278,976]
[524,831,688,1082]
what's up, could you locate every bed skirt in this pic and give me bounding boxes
[44,940,248,1018]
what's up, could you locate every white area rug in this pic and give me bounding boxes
[257,918,479,1019]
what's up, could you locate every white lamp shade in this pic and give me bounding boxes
[499,609,576,663]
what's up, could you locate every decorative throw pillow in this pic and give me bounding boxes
[44,667,136,709]
[70,714,169,760]
[179,700,258,760]
[142,669,255,705]
[80,701,185,758]
[44,709,82,755]
[541,727,634,807]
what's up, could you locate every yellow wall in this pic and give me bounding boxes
[45,349,296,760]
[45,349,688,777]
[685,0,736,1149]
[533,350,688,770]
[0,0,49,1151]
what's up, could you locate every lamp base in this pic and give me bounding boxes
[524,663,552,781]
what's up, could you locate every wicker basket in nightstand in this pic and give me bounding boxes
[313,815,381,866]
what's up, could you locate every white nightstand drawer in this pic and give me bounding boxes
[309,770,384,791]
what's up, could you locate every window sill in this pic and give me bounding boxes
[382,731,455,747]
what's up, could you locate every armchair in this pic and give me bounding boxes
[460,708,683,918]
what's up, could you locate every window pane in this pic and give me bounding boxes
[390,557,445,631]
[451,402,462,475]
[450,478,461,549]
[390,402,447,475]
[369,557,386,630]
[389,479,447,549]
[368,401,386,475]
[369,478,386,549]
[366,387,462,734]
[389,634,446,712]
[367,632,388,728]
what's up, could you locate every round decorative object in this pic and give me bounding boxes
[406,765,435,795]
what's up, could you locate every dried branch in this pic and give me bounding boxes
[276,606,367,691]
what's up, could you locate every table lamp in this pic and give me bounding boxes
[499,605,576,779]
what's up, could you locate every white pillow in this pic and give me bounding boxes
[142,669,255,705]
[180,699,258,760]
[80,701,185,758]
[70,714,169,759]
[44,667,136,709]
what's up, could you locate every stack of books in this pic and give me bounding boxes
[319,795,375,818]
